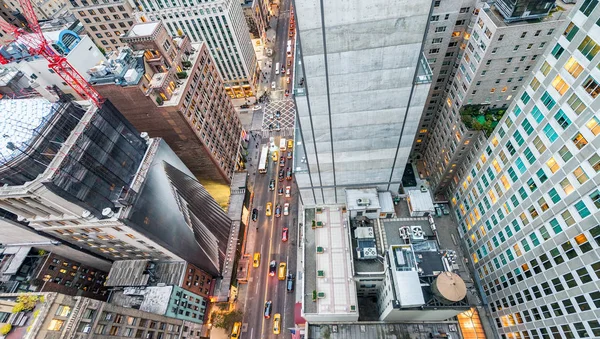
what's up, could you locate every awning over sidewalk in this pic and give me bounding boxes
[294,302,305,325]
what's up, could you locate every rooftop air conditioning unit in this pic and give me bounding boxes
[399,226,411,240]
[356,198,370,206]
[411,226,425,241]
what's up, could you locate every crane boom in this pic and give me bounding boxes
[0,0,104,107]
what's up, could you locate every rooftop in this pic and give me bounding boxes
[0,98,57,164]
[304,206,357,316]
[459,104,506,137]
[407,189,435,214]
[126,22,160,38]
[345,188,381,210]
[307,322,460,339]
[483,1,570,27]
[105,260,186,287]
[110,286,173,315]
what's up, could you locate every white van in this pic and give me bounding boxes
[271,82,276,89]
[275,62,280,75]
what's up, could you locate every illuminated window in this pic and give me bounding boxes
[489,191,497,204]
[564,57,584,78]
[500,175,510,190]
[586,117,600,136]
[492,159,501,172]
[55,305,71,317]
[552,75,569,95]
[48,319,64,331]
[491,137,498,147]
[572,133,588,149]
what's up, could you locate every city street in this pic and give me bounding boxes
[243,134,298,339]
[239,0,298,337]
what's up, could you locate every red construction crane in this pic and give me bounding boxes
[0,0,103,106]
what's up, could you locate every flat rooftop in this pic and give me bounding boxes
[381,218,433,249]
[110,286,173,315]
[483,1,570,28]
[308,322,460,339]
[105,260,185,287]
[0,98,56,165]
[346,188,380,210]
[125,22,160,38]
[304,206,357,316]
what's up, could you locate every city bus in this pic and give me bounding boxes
[279,138,287,152]
[286,40,292,57]
[258,145,269,174]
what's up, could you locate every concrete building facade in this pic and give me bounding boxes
[68,0,136,53]
[449,1,600,337]
[137,0,258,98]
[292,0,433,206]
[419,1,570,198]
[89,22,245,191]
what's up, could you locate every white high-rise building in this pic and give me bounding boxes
[137,0,257,98]
[449,1,600,337]
[292,0,433,206]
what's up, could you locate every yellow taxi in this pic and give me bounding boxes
[273,314,281,334]
[278,262,287,281]
[231,322,241,338]
[253,253,260,268]
[287,139,293,150]
[272,150,278,162]
[266,202,272,217]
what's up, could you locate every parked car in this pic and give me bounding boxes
[286,168,292,180]
[285,186,291,198]
[283,203,289,216]
[275,204,281,218]
[278,187,283,196]
[287,274,295,292]
[278,169,284,181]
[279,156,285,167]
[264,301,272,318]
[282,228,289,242]
[269,179,275,191]
[252,208,258,221]
[287,151,292,159]
[269,260,277,276]
[271,81,276,89]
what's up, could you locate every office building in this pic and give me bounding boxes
[410,0,479,165]
[495,0,556,22]
[68,0,136,53]
[89,21,245,190]
[0,96,233,277]
[449,1,600,337]
[137,0,258,98]
[0,248,109,300]
[420,1,570,198]
[292,0,433,206]
[1,0,68,21]
[0,292,203,338]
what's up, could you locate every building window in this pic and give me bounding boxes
[582,76,600,98]
[578,36,600,61]
[572,133,588,149]
[55,305,71,317]
[48,319,65,331]
[580,0,599,16]
[551,44,565,59]
[563,23,579,41]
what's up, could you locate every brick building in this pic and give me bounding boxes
[89,22,245,192]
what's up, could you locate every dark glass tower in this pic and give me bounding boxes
[495,0,556,22]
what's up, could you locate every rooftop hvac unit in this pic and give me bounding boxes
[363,247,377,258]
[356,198,370,206]
[101,207,114,218]
[399,226,411,240]
[411,226,425,241]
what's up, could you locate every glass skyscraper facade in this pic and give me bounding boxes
[450,1,600,338]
